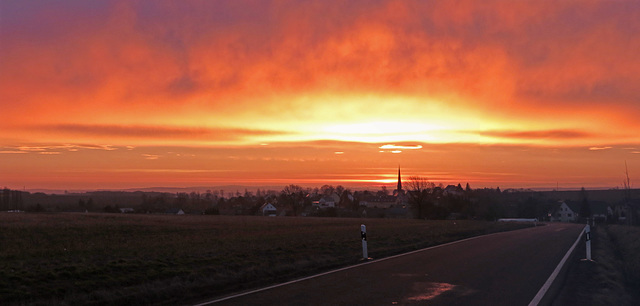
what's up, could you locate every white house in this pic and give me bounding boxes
[261,203,277,216]
[328,193,340,204]
[550,201,579,222]
[313,196,336,209]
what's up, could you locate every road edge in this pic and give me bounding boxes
[193,229,519,305]
[528,225,586,306]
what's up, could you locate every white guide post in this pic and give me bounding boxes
[361,224,368,259]
[585,225,592,260]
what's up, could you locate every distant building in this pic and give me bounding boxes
[312,196,336,209]
[549,200,616,224]
[360,195,397,208]
[589,201,612,223]
[393,167,404,196]
[443,185,464,197]
[165,208,185,215]
[1,189,24,211]
[393,167,408,206]
[361,167,409,209]
[550,201,579,222]
[260,203,277,216]
[612,199,639,225]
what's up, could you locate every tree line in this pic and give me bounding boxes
[3,184,637,223]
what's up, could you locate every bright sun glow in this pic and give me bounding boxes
[1,1,639,190]
[321,121,441,142]
[323,121,443,135]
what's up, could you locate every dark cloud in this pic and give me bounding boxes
[37,124,290,141]
[167,74,199,96]
[479,129,592,140]
[2,0,639,144]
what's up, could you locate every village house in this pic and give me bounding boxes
[590,201,612,223]
[443,185,464,197]
[360,167,408,209]
[611,199,640,225]
[550,200,613,223]
[260,203,277,216]
[312,195,338,209]
[550,201,579,222]
[360,195,398,209]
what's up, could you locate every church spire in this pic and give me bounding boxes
[397,166,402,192]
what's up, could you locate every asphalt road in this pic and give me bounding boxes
[199,223,585,306]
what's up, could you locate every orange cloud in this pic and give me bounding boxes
[1,141,636,190]
[1,1,639,189]
[26,124,292,145]
[479,130,592,142]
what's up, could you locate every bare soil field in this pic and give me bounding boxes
[0,213,531,305]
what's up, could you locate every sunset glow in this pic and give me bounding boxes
[1,0,639,190]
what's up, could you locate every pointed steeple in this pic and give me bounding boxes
[397,166,402,192]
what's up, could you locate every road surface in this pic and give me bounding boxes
[198,223,584,306]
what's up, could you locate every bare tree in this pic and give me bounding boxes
[320,185,335,196]
[378,186,389,196]
[282,184,304,196]
[579,187,591,223]
[623,161,635,225]
[281,184,305,216]
[624,161,631,201]
[406,176,435,219]
[339,189,353,209]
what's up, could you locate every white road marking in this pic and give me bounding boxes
[528,225,586,306]
[192,230,519,305]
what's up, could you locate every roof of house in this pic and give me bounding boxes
[559,200,610,216]
[260,203,276,210]
[321,196,336,202]
[165,208,184,214]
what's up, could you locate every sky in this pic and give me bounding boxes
[1,0,639,191]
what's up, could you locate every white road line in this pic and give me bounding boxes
[528,225,586,306]
[193,230,517,305]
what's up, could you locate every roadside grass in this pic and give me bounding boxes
[605,225,640,302]
[0,213,530,305]
[553,224,640,306]
[588,226,633,305]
